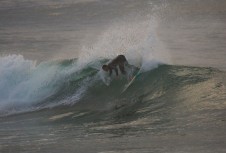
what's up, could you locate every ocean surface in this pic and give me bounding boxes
[0,0,226,153]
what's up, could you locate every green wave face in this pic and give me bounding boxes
[38,61,224,115]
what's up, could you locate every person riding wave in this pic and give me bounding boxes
[102,55,129,77]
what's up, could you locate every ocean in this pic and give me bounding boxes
[0,0,226,153]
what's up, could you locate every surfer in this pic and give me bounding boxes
[102,55,129,77]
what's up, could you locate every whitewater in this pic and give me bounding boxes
[1,0,226,153]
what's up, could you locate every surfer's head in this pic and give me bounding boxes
[102,65,109,72]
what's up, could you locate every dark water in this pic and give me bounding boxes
[0,0,226,153]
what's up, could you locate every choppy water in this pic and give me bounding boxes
[0,0,226,153]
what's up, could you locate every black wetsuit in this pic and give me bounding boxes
[107,55,128,76]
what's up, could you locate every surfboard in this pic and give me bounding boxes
[121,71,140,93]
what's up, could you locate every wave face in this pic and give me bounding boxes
[0,54,226,117]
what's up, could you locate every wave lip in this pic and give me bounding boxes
[0,55,80,115]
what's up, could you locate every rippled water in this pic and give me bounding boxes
[0,0,226,153]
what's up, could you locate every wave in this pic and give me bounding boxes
[0,54,225,116]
